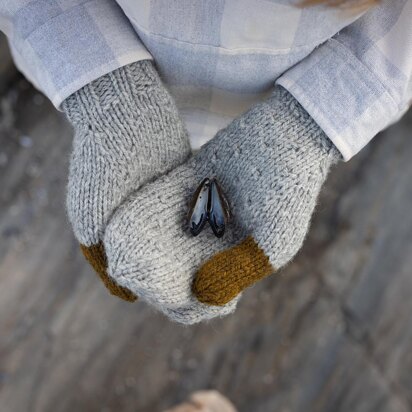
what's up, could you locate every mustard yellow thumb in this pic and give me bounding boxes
[192,236,275,306]
[80,242,138,302]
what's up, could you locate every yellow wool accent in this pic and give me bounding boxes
[80,242,138,302]
[193,236,274,306]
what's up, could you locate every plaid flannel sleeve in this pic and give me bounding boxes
[277,0,412,160]
[0,0,152,108]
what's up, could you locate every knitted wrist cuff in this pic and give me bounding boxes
[61,60,161,125]
[271,86,342,164]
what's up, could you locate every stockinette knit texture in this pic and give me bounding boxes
[104,86,341,324]
[63,60,190,300]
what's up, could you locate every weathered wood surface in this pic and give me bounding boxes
[1,41,412,412]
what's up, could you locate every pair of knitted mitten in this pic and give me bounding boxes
[103,87,341,323]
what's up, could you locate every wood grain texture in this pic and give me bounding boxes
[1,44,412,412]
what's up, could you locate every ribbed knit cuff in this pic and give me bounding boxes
[62,60,160,125]
[270,86,343,165]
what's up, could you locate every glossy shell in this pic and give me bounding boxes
[208,179,230,238]
[187,178,230,238]
[188,178,210,236]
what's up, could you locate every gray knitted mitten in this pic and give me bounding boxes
[63,60,190,301]
[104,87,341,323]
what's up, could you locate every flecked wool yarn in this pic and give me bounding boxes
[104,87,341,324]
[63,60,191,299]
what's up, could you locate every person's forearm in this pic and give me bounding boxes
[1,0,151,109]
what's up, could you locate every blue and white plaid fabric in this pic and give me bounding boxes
[1,0,411,159]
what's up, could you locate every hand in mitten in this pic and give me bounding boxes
[63,60,190,301]
[104,87,341,323]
